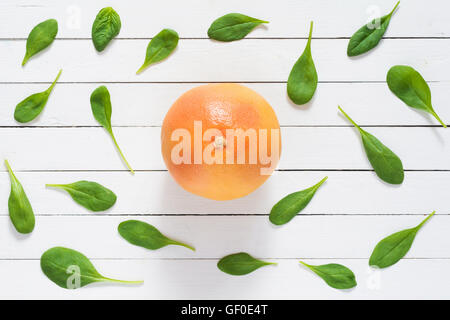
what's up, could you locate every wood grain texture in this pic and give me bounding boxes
[0,171,446,215]
[0,215,443,259]
[0,127,448,171]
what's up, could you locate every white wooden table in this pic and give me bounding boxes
[0,0,449,299]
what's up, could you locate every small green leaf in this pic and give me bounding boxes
[269,176,327,226]
[369,211,435,269]
[217,252,276,276]
[90,86,134,174]
[300,261,357,289]
[287,21,318,105]
[387,65,446,128]
[339,106,404,184]
[14,69,62,123]
[92,7,122,52]
[207,13,268,42]
[5,160,35,234]
[118,220,195,251]
[347,1,400,57]
[40,247,143,289]
[92,7,121,52]
[46,181,117,212]
[136,29,179,74]
[22,19,58,66]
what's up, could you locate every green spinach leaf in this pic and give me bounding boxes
[118,220,195,251]
[207,13,268,42]
[136,29,179,74]
[41,247,143,289]
[5,160,35,234]
[338,106,404,184]
[347,1,400,57]
[217,252,276,276]
[14,69,62,123]
[387,65,446,128]
[369,211,435,268]
[90,86,134,174]
[92,7,121,52]
[22,19,58,66]
[287,21,317,105]
[46,181,117,212]
[270,176,327,226]
[300,261,357,289]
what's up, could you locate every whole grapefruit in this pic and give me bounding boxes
[161,84,281,200]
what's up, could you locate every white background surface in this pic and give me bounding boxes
[0,0,449,299]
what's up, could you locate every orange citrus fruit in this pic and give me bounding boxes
[161,83,281,200]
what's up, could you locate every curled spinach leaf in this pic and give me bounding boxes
[41,247,143,289]
[387,65,446,128]
[300,261,357,289]
[270,176,327,226]
[370,211,435,269]
[347,1,400,57]
[92,7,121,52]
[217,252,276,276]
[207,13,268,42]
[287,21,318,105]
[339,106,404,185]
[90,86,134,174]
[46,181,117,212]
[118,220,195,251]
[14,69,62,123]
[136,29,179,74]
[5,160,35,234]
[22,19,58,66]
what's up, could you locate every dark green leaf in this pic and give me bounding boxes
[217,252,276,276]
[118,220,195,251]
[207,13,268,42]
[40,247,143,289]
[387,65,446,128]
[347,1,400,56]
[136,29,179,74]
[369,211,435,268]
[14,69,62,123]
[4,160,35,234]
[287,21,317,105]
[339,106,404,184]
[22,19,58,66]
[46,181,117,212]
[270,176,327,226]
[90,86,134,174]
[300,261,357,289]
[92,7,121,52]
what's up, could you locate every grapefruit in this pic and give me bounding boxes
[161,84,281,200]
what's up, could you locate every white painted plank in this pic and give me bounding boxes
[1,259,449,299]
[0,171,446,215]
[1,39,450,82]
[1,0,449,38]
[0,127,448,171]
[0,215,444,259]
[1,82,449,127]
